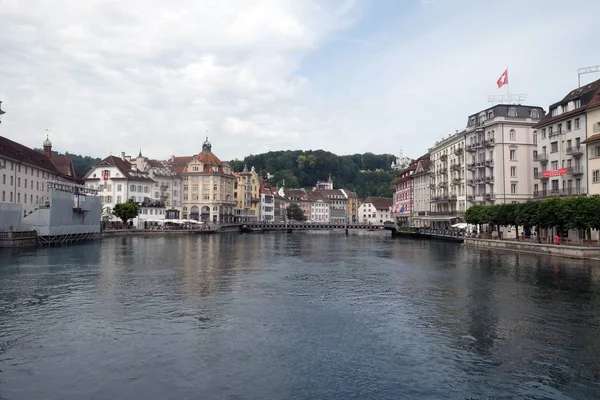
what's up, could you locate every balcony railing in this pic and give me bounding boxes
[451,178,461,185]
[534,153,548,162]
[437,168,448,175]
[567,166,584,175]
[466,144,477,152]
[438,181,448,188]
[483,193,494,200]
[485,159,494,167]
[467,163,477,170]
[450,164,462,172]
[429,183,436,190]
[467,179,476,186]
[476,161,486,169]
[566,146,583,156]
[533,188,584,198]
[485,176,494,183]
[534,172,549,180]
[430,211,456,216]
[454,148,463,156]
[440,154,448,161]
[467,195,474,201]
[484,138,495,147]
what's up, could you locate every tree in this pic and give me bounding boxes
[273,170,299,189]
[286,203,307,221]
[112,201,139,224]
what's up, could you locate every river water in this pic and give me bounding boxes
[1,232,600,399]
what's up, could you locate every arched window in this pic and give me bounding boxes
[509,129,516,141]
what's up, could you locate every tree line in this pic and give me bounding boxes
[464,197,600,239]
[229,150,399,198]
[35,148,102,177]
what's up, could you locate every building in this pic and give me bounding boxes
[428,131,466,228]
[391,155,429,227]
[307,191,330,222]
[314,189,347,224]
[466,104,544,206]
[533,79,600,198]
[233,165,260,222]
[1,135,75,218]
[315,175,334,190]
[83,154,158,223]
[358,196,393,224]
[582,87,600,196]
[273,189,289,222]
[259,182,275,222]
[43,136,81,183]
[343,189,359,223]
[169,138,236,223]
[411,157,431,228]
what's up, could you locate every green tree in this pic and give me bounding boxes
[286,203,307,221]
[273,170,299,189]
[112,201,140,224]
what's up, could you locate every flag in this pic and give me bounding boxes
[497,68,508,88]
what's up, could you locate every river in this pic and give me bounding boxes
[1,232,599,399]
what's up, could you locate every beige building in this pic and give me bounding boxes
[428,131,466,228]
[583,89,600,195]
[233,165,260,222]
[1,135,76,217]
[411,157,431,227]
[532,79,600,198]
[465,104,544,205]
[170,138,236,223]
[127,151,181,210]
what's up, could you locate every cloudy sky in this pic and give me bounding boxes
[1,0,600,161]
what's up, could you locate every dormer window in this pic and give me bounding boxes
[563,104,569,113]
[551,108,558,117]
[508,108,517,117]
[530,109,540,118]
[575,99,582,108]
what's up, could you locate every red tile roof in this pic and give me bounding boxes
[362,196,393,210]
[85,155,155,182]
[582,133,600,144]
[51,156,75,177]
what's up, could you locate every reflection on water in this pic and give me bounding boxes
[1,232,600,399]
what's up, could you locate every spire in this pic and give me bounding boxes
[202,136,212,152]
[138,149,142,158]
[43,130,52,158]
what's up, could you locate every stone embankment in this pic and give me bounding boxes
[464,238,600,260]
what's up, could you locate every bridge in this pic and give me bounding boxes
[238,222,394,232]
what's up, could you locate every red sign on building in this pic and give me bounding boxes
[103,173,109,181]
[542,168,567,178]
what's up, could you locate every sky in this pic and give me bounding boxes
[1,0,600,162]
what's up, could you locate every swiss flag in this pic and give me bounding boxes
[497,69,508,88]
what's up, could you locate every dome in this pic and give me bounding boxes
[43,134,52,147]
[202,136,212,152]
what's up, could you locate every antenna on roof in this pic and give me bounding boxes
[577,65,600,88]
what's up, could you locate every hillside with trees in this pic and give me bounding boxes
[35,148,101,176]
[230,150,399,198]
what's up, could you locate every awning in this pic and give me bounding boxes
[451,222,468,229]
[415,215,458,221]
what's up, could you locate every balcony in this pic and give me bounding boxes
[467,179,476,186]
[534,172,549,180]
[437,167,448,175]
[484,138,495,147]
[476,161,486,169]
[452,178,462,185]
[533,188,584,198]
[438,181,448,189]
[429,183,436,190]
[440,154,448,161]
[475,177,485,184]
[430,211,456,216]
[466,144,477,152]
[485,176,494,183]
[483,193,494,201]
[450,194,457,200]
[534,153,548,163]
[567,166,584,176]
[485,159,494,167]
[467,163,477,170]
[566,146,583,157]
[450,164,462,172]
[467,195,475,201]
[454,148,464,156]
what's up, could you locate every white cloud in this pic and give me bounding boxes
[1,0,600,164]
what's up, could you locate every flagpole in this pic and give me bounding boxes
[506,66,510,103]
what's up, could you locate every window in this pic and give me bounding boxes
[130,185,136,192]
[17,177,21,187]
[510,166,516,177]
[2,174,4,184]
[17,193,20,202]
[551,141,558,153]
[510,129,516,141]
[575,99,581,108]
[144,187,149,193]
[1,191,3,201]
[533,131,537,144]
[106,196,113,203]
[567,120,572,131]
[593,170,600,183]
[117,184,122,191]
[575,118,580,129]
[530,109,540,118]
[213,184,217,191]
[509,150,516,160]
[563,104,569,113]
[595,146,600,158]
[117,195,122,203]
[508,108,517,117]
[511,184,517,194]
[542,129,546,139]
[36,182,39,190]
[551,161,558,170]
[551,108,558,117]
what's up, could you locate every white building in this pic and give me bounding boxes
[411,157,431,227]
[259,182,275,222]
[127,151,181,210]
[1,135,77,218]
[465,104,544,205]
[83,155,160,223]
[428,131,466,228]
[532,80,600,198]
[315,189,347,224]
[310,197,330,222]
[358,196,393,224]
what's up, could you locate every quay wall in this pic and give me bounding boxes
[102,229,216,238]
[464,238,600,260]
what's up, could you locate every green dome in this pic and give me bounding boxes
[43,134,52,147]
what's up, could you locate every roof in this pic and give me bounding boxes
[147,159,164,168]
[196,150,221,165]
[534,77,600,128]
[582,133,600,145]
[86,155,155,182]
[0,135,63,175]
[51,156,75,177]
[169,156,193,174]
[413,159,431,176]
[314,189,346,197]
[361,196,393,210]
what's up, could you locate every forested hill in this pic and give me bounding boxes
[34,148,101,176]
[229,150,399,198]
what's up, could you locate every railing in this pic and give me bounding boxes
[0,230,37,239]
[440,154,448,161]
[534,172,548,179]
[566,146,583,156]
[485,160,494,167]
[452,178,461,185]
[533,188,584,198]
[484,138,495,147]
[467,163,476,170]
[485,176,494,183]
[476,162,485,169]
[416,228,465,239]
[454,148,463,156]
[450,164,462,172]
[483,193,494,200]
[437,168,448,175]
[437,182,448,188]
[467,179,476,186]
[567,166,584,175]
[534,153,548,162]
[429,211,456,216]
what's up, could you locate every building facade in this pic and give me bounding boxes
[1,135,75,218]
[233,165,260,222]
[172,138,236,223]
[411,157,431,227]
[343,189,359,223]
[358,196,393,224]
[533,79,600,198]
[583,90,600,195]
[259,182,275,222]
[428,131,466,228]
[465,104,544,206]
[315,189,347,224]
[391,162,416,227]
